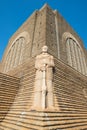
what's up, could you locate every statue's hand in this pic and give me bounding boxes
[40,66,46,71]
[40,64,46,71]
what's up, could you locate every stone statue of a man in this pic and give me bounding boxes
[32,46,55,110]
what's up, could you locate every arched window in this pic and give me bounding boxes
[66,38,87,75]
[4,37,25,72]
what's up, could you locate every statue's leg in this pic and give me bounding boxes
[46,68,54,109]
[32,70,42,110]
[41,70,47,109]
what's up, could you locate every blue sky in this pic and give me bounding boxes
[0,0,87,60]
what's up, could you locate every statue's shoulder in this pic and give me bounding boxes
[50,55,54,59]
[36,54,42,59]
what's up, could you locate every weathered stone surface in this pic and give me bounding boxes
[0,72,20,122]
[31,46,55,110]
[0,3,87,130]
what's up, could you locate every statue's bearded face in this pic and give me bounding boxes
[42,46,48,53]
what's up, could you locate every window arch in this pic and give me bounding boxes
[4,37,25,72]
[66,37,87,75]
[62,32,87,76]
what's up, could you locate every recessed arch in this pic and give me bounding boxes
[63,32,87,75]
[3,31,30,72]
[7,31,30,53]
[63,32,82,49]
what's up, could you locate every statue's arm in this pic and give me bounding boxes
[52,57,55,67]
[50,56,55,67]
[35,56,45,71]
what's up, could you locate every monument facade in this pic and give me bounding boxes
[0,4,87,130]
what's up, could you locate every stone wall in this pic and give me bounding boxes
[1,11,37,72]
[0,57,87,129]
[0,58,36,129]
[1,4,87,75]
[0,73,20,122]
[54,58,87,111]
[55,11,87,64]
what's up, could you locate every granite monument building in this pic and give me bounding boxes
[0,4,87,130]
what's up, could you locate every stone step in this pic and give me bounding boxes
[1,111,87,130]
